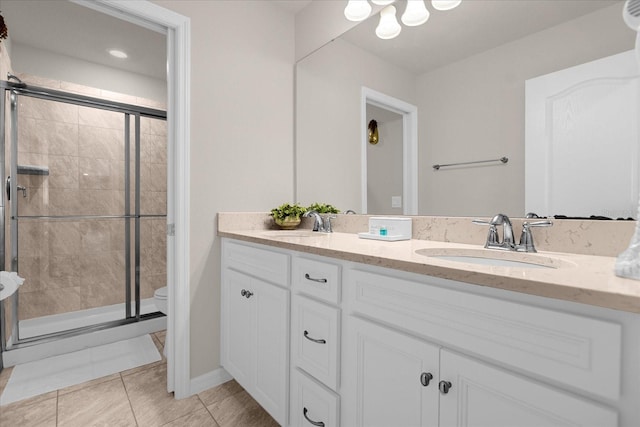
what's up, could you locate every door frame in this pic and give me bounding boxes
[75,0,191,398]
[361,87,418,215]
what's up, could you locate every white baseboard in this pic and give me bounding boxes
[189,367,233,396]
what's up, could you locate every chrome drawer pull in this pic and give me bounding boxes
[303,407,325,427]
[304,273,327,283]
[304,330,326,344]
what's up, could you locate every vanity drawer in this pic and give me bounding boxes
[346,268,622,401]
[222,239,289,286]
[292,295,340,391]
[292,256,341,304]
[290,368,340,427]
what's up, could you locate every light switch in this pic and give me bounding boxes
[392,196,402,208]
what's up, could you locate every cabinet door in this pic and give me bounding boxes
[343,316,440,427]
[221,269,255,389]
[253,277,290,425]
[222,268,289,426]
[439,350,618,427]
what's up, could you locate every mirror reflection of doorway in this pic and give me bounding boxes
[361,87,418,215]
[366,105,403,215]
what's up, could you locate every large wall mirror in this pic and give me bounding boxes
[295,0,636,218]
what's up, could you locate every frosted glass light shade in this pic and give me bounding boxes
[344,0,372,21]
[376,5,401,39]
[402,0,430,26]
[371,0,395,5]
[431,0,461,11]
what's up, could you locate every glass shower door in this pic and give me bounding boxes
[10,93,132,340]
[0,80,166,353]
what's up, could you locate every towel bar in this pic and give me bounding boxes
[433,156,508,171]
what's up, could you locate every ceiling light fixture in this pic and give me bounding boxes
[344,0,372,22]
[344,0,461,40]
[108,49,128,59]
[431,0,462,11]
[402,0,430,26]
[376,5,402,39]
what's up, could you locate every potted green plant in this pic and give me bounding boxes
[307,203,340,214]
[270,202,307,229]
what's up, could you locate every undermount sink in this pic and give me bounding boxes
[414,248,575,269]
[261,230,328,239]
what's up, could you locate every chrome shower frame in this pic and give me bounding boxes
[0,80,167,357]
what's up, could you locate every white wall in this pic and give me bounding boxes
[10,42,166,103]
[295,1,385,61]
[296,38,416,213]
[417,3,634,217]
[153,0,295,379]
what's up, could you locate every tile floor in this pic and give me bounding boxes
[0,331,278,427]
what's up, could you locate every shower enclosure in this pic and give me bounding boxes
[0,76,167,366]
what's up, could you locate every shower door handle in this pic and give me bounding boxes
[5,176,26,200]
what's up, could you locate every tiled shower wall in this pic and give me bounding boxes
[14,73,166,320]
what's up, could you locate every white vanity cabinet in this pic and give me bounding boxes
[342,268,621,427]
[220,237,638,427]
[343,316,617,427]
[221,239,290,425]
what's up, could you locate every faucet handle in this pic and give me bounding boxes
[472,219,499,248]
[517,220,552,252]
[486,224,499,245]
[323,215,337,233]
[524,220,553,228]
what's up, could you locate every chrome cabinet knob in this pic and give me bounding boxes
[420,372,433,387]
[439,380,452,394]
[240,289,253,298]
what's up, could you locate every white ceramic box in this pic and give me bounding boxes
[358,217,412,241]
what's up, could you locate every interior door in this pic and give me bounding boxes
[525,49,640,218]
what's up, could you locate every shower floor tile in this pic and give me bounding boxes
[0,334,160,405]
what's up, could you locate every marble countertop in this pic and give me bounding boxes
[219,228,640,314]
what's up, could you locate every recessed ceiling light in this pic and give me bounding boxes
[108,49,128,59]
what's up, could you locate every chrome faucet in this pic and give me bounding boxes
[304,210,324,231]
[303,210,336,233]
[473,213,552,253]
[473,213,515,250]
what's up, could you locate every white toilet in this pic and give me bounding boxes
[153,286,168,315]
